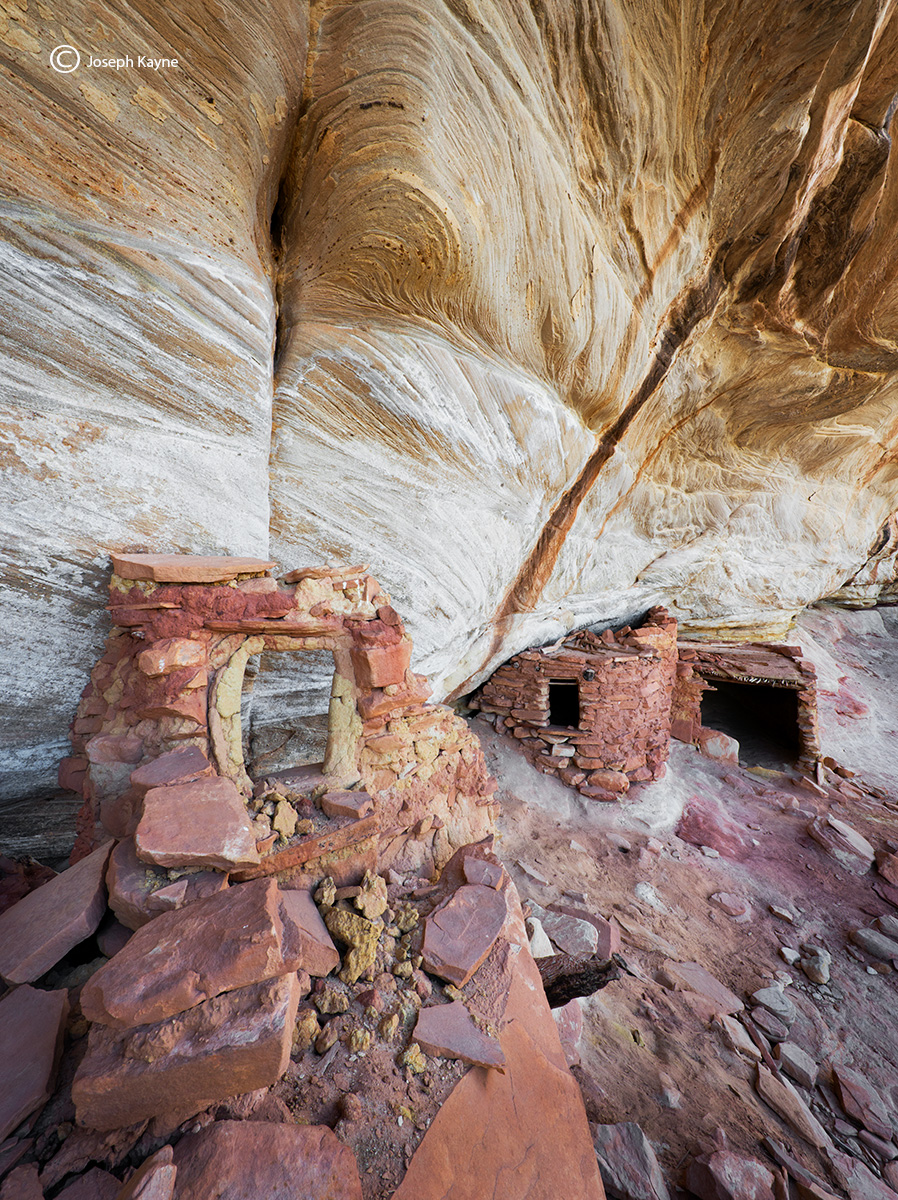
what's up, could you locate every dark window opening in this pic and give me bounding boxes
[699,680,800,768]
[548,680,580,728]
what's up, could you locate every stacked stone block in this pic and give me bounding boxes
[474,607,678,801]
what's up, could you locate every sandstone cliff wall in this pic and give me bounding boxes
[3,0,898,798]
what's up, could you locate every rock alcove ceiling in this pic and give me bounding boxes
[3,0,898,803]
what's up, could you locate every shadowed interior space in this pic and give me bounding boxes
[548,680,580,728]
[699,680,801,768]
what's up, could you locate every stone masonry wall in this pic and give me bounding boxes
[60,555,497,877]
[473,607,678,802]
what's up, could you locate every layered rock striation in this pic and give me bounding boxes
[4,1,898,797]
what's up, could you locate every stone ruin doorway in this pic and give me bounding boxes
[699,679,801,769]
[676,641,821,774]
[547,680,580,728]
[244,647,338,781]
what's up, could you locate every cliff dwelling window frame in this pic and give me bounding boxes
[548,679,581,729]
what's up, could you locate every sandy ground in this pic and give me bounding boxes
[474,603,898,1192]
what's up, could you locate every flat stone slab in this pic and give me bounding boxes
[55,1167,120,1199]
[106,837,227,931]
[111,554,275,582]
[0,985,69,1140]
[807,816,874,874]
[73,974,301,1131]
[320,791,375,820]
[663,961,743,1016]
[755,1066,829,1148]
[422,884,507,986]
[171,1121,362,1200]
[135,777,259,872]
[81,878,307,1029]
[279,889,340,977]
[414,1000,506,1069]
[129,747,213,796]
[0,843,111,984]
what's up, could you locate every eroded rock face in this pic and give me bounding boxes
[4,1,898,796]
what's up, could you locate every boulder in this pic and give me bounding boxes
[171,1121,362,1199]
[422,884,507,986]
[81,878,313,1029]
[541,910,599,956]
[851,927,898,963]
[774,1043,818,1090]
[696,729,740,765]
[686,1151,775,1200]
[750,986,796,1027]
[592,1122,671,1200]
[677,797,749,860]
[0,843,111,984]
[413,1000,506,1069]
[135,777,260,872]
[72,974,302,1131]
[0,985,69,1140]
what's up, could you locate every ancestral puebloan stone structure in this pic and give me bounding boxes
[474,607,822,792]
[472,607,679,800]
[673,641,822,773]
[62,555,497,881]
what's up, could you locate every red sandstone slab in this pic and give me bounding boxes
[55,1166,120,1199]
[135,777,259,872]
[422,884,507,986]
[111,554,275,583]
[106,837,227,931]
[72,974,301,1132]
[320,791,375,819]
[81,878,299,1029]
[116,1146,176,1199]
[171,1121,362,1200]
[350,640,411,689]
[137,638,206,677]
[129,746,214,797]
[0,1164,42,1199]
[414,1000,506,1069]
[279,888,340,976]
[0,985,69,1140]
[0,843,111,984]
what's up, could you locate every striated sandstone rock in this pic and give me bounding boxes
[171,1121,362,1200]
[81,878,311,1029]
[8,2,898,801]
[72,975,302,1131]
[0,843,111,984]
[755,1067,829,1149]
[832,1064,893,1140]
